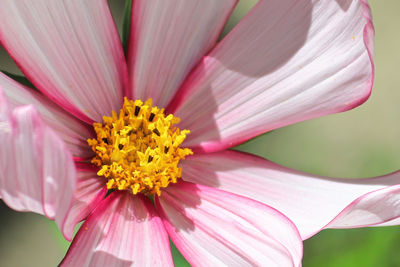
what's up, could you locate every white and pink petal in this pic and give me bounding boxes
[0,0,128,123]
[128,0,237,107]
[181,151,400,239]
[0,72,93,158]
[127,0,237,107]
[61,163,107,241]
[61,192,172,267]
[0,96,42,213]
[169,0,374,153]
[156,181,303,267]
[0,91,77,237]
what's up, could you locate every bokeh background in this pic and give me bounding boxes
[1,0,400,266]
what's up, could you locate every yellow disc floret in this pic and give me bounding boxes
[88,98,193,196]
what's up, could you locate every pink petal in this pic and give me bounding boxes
[156,181,303,266]
[0,72,93,158]
[127,0,237,107]
[0,0,128,123]
[61,163,107,241]
[41,125,77,227]
[374,217,400,227]
[168,0,374,153]
[0,94,42,213]
[61,191,172,267]
[0,91,77,237]
[181,151,400,239]
[326,185,400,229]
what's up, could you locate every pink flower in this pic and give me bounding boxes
[1,0,399,266]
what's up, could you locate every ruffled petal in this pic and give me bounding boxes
[0,72,93,158]
[0,0,128,123]
[0,91,76,235]
[127,0,237,107]
[61,192,172,267]
[169,0,374,153]
[156,181,303,267]
[181,151,400,239]
[61,163,107,241]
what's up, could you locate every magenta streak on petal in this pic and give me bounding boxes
[0,38,94,124]
[0,0,128,123]
[127,0,238,107]
[0,72,94,158]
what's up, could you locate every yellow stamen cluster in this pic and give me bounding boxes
[88,98,193,196]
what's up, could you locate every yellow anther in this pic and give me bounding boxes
[88,97,193,196]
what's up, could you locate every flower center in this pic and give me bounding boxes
[87,98,193,196]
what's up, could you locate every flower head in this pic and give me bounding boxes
[1,0,399,266]
[88,97,192,196]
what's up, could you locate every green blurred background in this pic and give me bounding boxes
[1,0,399,266]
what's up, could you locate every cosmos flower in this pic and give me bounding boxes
[1,0,399,266]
